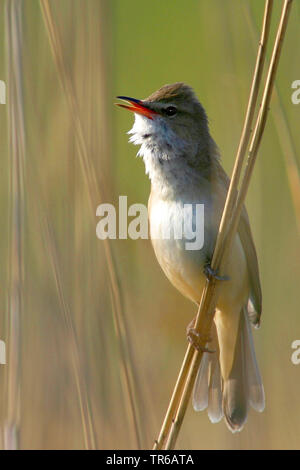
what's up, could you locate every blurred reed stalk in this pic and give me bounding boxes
[41,213,97,450]
[154,0,293,450]
[4,0,25,450]
[39,0,146,448]
[244,2,300,235]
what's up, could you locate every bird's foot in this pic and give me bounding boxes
[186,319,215,353]
[204,262,230,282]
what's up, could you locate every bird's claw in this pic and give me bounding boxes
[187,328,215,354]
[204,263,230,282]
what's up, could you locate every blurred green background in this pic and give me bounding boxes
[0,0,299,450]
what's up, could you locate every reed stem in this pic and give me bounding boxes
[4,0,25,450]
[154,0,294,450]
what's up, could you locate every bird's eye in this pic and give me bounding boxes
[164,106,177,117]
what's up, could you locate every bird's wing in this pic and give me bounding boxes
[212,160,262,326]
[238,206,262,325]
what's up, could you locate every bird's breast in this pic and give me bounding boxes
[149,192,213,303]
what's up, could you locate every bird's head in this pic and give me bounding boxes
[117,83,210,156]
[116,83,215,191]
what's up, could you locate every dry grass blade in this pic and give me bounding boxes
[41,213,97,450]
[272,99,300,234]
[214,0,274,255]
[4,0,26,450]
[163,0,293,450]
[244,2,300,235]
[153,0,274,450]
[39,0,145,448]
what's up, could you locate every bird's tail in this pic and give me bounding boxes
[193,308,265,432]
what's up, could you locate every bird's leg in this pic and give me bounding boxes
[186,317,215,353]
[204,259,230,282]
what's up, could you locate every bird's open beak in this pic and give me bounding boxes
[116,96,157,120]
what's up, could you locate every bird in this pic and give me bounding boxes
[116,82,265,433]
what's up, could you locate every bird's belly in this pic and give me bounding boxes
[149,198,208,303]
[149,196,249,308]
[152,237,207,303]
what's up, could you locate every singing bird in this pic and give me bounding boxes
[117,83,265,432]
